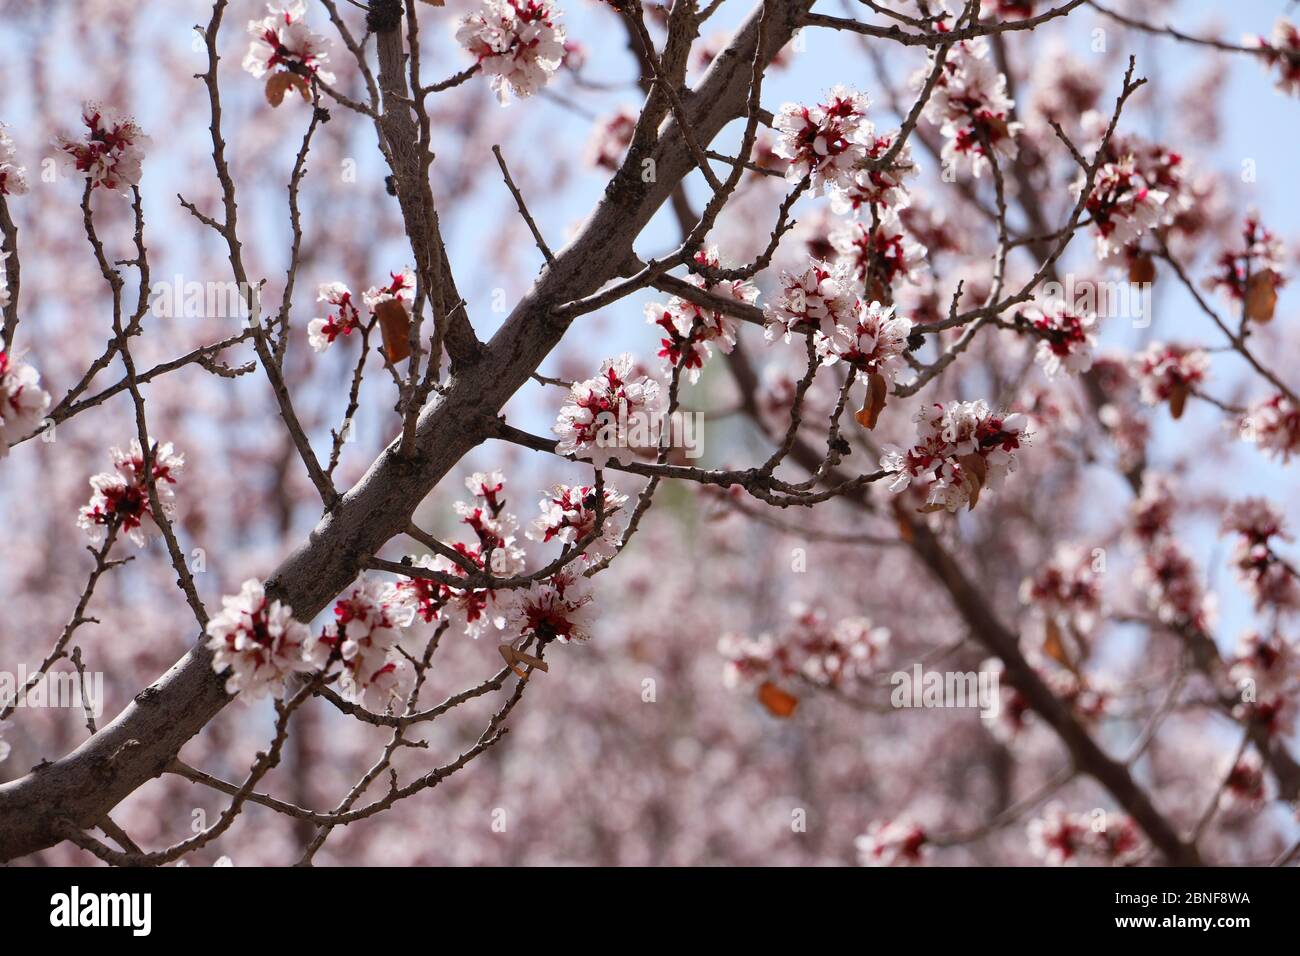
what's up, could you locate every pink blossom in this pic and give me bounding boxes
[855,817,927,866]
[242,1,336,85]
[0,124,28,196]
[0,350,50,455]
[500,570,595,644]
[205,579,314,698]
[53,102,149,194]
[307,282,361,352]
[1242,393,1300,462]
[772,86,873,193]
[553,354,664,468]
[1022,300,1097,378]
[880,400,1030,513]
[76,439,184,547]
[456,0,567,104]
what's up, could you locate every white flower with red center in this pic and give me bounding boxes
[880,400,1029,513]
[362,267,416,310]
[501,570,595,645]
[1222,751,1266,810]
[0,350,50,455]
[454,472,523,559]
[647,248,757,382]
[917,39,1022,179]
[1252,19,1300,96]
[1222,498,1299,615]
[1128,473,1176,544]
[772,86,873,194]
[1019,543,1103,637]
[0,125,28,196]
[829,132,918,216]
[855,818,928,867]
[719,604,889,696]
[645,301,711,384]
[1021,300,1097,378]
[455,0,567,104]
[306,576,415,710]
[553,353,664,468]
[1204,215,1286,318]
[830,210,928,298]
[307,282,361,352]
[53,102,149,194]
[1229,631,1296,736]
[1243,393,1300,463]
[814,299,913,381]
[1026,804,1088,865]
[1073,158,1168,263]
[585,106,637,171]
[77,439,184,547]
[527,483,628,562]
[205,579,314,698]
[242,1,336,85]
[763,259,859,343]
[1139,537,1212,630]
[396,474,525,639]
[1133,342,1209,415]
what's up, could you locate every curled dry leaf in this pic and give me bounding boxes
[1128,252,1156,285]
[1245,271,1279,324]
[757,680,799,718]
[499,643,549,680]
[1168,382,1189,420]
[855,372,889,430]
[375,298,413,363]
[956,453,987,512]
[265,72,311,108]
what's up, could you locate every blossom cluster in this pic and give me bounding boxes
[1242,393,1300,462]
[1204,215,1287,322]
[1252,18,1300,96]
[456,0,567,104]
[1021,299,1097,378]
[855,817,928,867]
[307,576,416,710]
[242,0,336,92]
[205,579,314,698]
[307,268,414,353]
[1019,543,1104,640]
[0,124,28,196]
[644,248,756,383]
[1132,342,1209,419]
[399,472,525,640]
[1228,631,1297,736]
[1221,498,1300,615]
[1074,157,1168,264]
[719,603,890,716]
[0,350,50,456]
[1130,475,1213,631]
[830,210,928,299]
[527,483,628,562]
[1027,804,1143,866]
[77,439,184,548]
[881,400,1029,513]
[915,38,1022,179]
[54,103,148,193]
[553,353,664,467]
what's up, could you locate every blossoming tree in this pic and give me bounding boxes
[1,0,1299,867]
